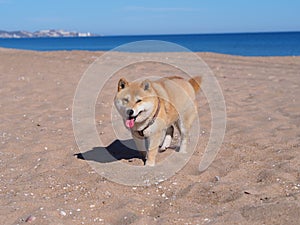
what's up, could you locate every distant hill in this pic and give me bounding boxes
[0,29,96,38]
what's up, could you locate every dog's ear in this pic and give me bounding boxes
[118,78,128,92]
[141,79,151,91]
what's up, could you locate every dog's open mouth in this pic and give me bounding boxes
[125,111,142,128]
[125,116,137,128]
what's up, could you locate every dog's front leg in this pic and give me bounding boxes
[145,131,164,166]
[133,137,148,163]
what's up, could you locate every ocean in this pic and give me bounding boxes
[0,32,299,56]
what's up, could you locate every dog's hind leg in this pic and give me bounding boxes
[160,126,174,151]
[176,109,197,154]
[176,119,188,153]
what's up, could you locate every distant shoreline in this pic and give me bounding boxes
[0,29,96,38]
[1,48,299,60]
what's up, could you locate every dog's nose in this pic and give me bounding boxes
[126,109,134,116]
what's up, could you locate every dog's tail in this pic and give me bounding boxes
[189,76,202,93]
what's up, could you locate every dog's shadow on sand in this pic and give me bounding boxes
[74,139,144,163]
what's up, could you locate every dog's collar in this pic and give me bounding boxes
[137,98,161,137]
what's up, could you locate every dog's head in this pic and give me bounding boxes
[114,78,157,129]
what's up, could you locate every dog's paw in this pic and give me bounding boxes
[179,149,187,154]
[178,145,187,154]
[159,148,167,153]
[145,160,155,167]
[160,134,172,151]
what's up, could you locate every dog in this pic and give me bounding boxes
[114,76,201,166]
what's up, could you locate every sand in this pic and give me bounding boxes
[0,48,299,225]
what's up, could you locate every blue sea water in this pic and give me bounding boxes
[0,32,299,56]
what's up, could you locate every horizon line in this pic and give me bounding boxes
[1,29,299,39]
[101,30,300,37]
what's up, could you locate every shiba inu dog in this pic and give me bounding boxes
[114,76,201,166]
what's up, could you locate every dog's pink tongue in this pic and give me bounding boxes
[125,119,135,128]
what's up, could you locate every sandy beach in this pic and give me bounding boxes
[0,48,300,224]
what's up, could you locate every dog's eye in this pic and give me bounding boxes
[122,98,129,104]
[136,99,142,103]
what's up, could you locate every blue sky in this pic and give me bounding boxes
[0,0,299,35]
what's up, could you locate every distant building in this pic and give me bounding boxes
[0,29,96,38]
